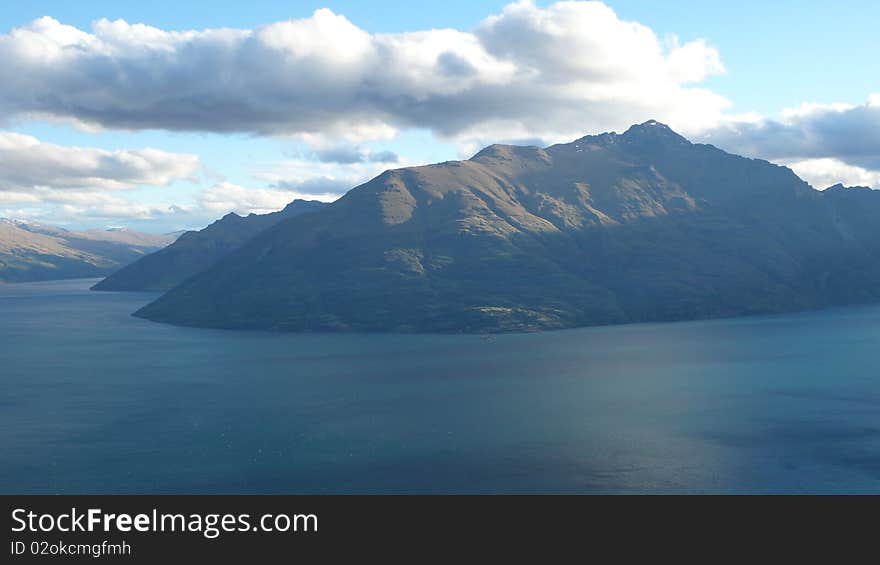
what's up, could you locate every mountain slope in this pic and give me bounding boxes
[135,121,880,333]
[92,199,326,292]
[0,220,177,283]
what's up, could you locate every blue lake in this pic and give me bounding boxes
[2,278,880,493]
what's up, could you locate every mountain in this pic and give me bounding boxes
[134,121,880,333]
[92,199,327,292]
[12,221,179,249]
[0,219,178,283]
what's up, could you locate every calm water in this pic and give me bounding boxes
[2,278,880,494]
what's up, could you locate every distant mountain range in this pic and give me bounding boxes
[115,121,880,333]
[0,219,179,283]
[92,200,327,292]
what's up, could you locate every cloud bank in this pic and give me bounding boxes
[0,131,202,225]
[0,131,366,228]
[699,96,880,188]
[0,1,728,144]
[198,181,340,216]
[0,132,199,192]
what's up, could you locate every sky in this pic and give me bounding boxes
[0,0,877,232]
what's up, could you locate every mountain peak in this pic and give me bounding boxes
[620,120,689,145]
[281,198,328,212]
[471,143,546,161]
[825,183,872,192]
[637,119,669,128]
[626,119,673,131]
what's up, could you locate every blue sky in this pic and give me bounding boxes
[0,1,878,231]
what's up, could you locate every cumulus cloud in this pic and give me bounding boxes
[698,96,880,188]
[197,181,338,216]
[0,175,342,228]
[0,186,193,223]
[1,179,337,230]
[0,2,728,143]
[197,182,300,216]
[0,131,200,192]
[310,144,399,164]
[270,177,356,196]
[701,97,880,165]
[253,154,410,200]
[368,150,399,163]
[312,145,366,165]
[0,131,367,228]
[785,158,880,190]
[0,131,203,226]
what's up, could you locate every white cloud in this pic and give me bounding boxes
[196,181,337,216]
[785,158,880,190]
[0,186,194,225]
[0,176,338,228]
[195,155,410,218]
[0,131,371,228]
[779,101,857,121]
[665,37,725,84]
[0,2,728,143]
[0,131,202,227]
[697,95,880,189]
[0,131,200,191]
[253,155,410,198]
[699,96,880,167]
[304,141,400,164]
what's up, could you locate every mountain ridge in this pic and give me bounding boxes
[133,121,880,333]
[92,199,327,292]
[0,219,178,283]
